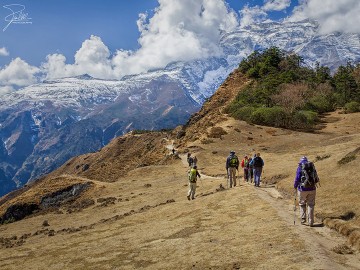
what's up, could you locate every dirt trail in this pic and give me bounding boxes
[180,149,360,269]
[254,185,360,269]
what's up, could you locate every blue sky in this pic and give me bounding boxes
[0,0,297,67]
[0,0,359,94]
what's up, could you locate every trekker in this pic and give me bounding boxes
[187,165,201,200]
[250,153,264,187]
[294,156,320,227]
[193,156,198,166]
[247,157,254,183]
[187,153,194,168]
[241,155,249,182]
[226,151,239,188]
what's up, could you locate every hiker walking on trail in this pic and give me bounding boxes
[247,157,254,183]
[187,153,194,168]
[241,155,250,182]
[187,165,201,200]
[294,156,320,227]
[226,151,239,188]
[249,153,264,187]
[193,156,198,166]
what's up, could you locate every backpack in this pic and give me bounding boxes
[244,159,249,167]
[247,158,253,168]
[229,155,239,167]
[188,168,197,182]
[253,157,262,167]
[300,162,318,188]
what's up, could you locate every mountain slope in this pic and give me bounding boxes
[0,67,360,269]
[1,19,360,196]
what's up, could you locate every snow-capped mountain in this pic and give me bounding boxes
[1,19,360,196]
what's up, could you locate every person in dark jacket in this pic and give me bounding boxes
[187,153,194,168]
[249,153,264,187]
[294,156,319,227]
[226,151,239,188]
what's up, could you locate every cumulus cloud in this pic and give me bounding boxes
[238,0,290,28]
[112,0,239,76]
[0,47,9,56]
[0,85,15,95]
[44,35,113,79]
[43,0,239,79]
[239,5,268,27]
[0,58,39,87]
[263,0,291,11]
[1,0,240,88]
[289,0,360,34]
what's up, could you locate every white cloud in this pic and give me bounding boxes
[239,5,268,27]
[0,85,14,95]
[44,35,113,79]
[0,47,9,56]
[0,57,39,87]
[263,0,291,11]
[112,0,239,76]
[289,0,360,34]
[43,0,239,79]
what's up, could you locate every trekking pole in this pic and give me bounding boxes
[293,189,297,225]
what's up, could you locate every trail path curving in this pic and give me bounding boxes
[177,149,360,269]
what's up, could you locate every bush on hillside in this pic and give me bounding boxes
[250,107,288,128]
[291,110,318,129]
[227,105,255,122]
[229,47,360,130]
[344,101,360,113]
[208,127,227,138]
[306,94,336,113]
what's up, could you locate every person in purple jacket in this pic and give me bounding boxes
[294,156,320,227]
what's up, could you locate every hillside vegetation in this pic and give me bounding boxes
[226,47,360,129]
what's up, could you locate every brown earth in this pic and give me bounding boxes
[0,69,359,269]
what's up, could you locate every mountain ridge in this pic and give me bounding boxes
[1,19,360,196]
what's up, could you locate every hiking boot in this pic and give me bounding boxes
[187,195,190,201]
[192,197,195,200]
[301,219,306,225]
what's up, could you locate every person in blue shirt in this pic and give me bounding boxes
[249,153,264,187]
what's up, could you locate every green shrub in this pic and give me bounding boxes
[338,154,356,165]
[291,110,318,129]
[306,94,335,113]
[232,106,256,122]
[344,101,360,113]
[250,107,288,127]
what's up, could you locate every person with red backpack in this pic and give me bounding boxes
[241,155,250,182]
[294,156,320,226]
